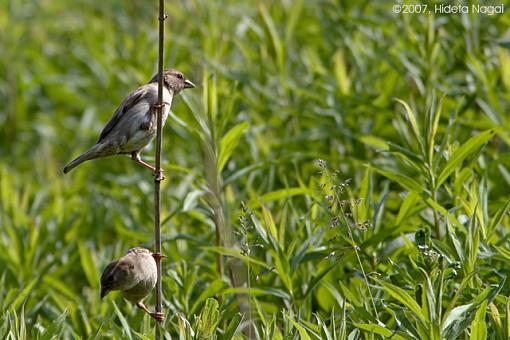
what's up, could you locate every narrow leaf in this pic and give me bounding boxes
[287,317,311,340]
[202,246,271,269]
[395,99,423,146]
[437,129,495,187]
[353,323,407,340]
[218,122,249,173]
[374,279,427,327]
[374,168,423,193]
[470,300,488,340]
[78,242,100,288]
[220,313,243,340]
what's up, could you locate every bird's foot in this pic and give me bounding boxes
[150,312,165,322]
[131,151,165,180]
[137,302,165,322]
[152,252,167,261]
[152,169,165,181]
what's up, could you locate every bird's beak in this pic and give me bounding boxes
[100,287,110,299]
[184,79,195,89]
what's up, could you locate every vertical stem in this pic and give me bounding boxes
[338,204,379,323]
[214,207,223,276]
[155,0,165,339]
[432,190,441,240]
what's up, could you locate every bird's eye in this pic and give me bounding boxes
[177,74,184,80]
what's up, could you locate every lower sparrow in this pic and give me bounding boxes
[100,247,164,321]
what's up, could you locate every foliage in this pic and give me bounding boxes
[1,0,510,338]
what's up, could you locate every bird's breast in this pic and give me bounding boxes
[120,255,157,303]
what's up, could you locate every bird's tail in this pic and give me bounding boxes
[63,144,104,174]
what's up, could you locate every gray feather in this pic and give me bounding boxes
[98,87,149,143]
[62,144,105,173]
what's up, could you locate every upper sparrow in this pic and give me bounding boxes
[100,247,164,321]
[63,69,195,174]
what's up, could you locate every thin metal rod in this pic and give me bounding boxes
[154,0,166,338]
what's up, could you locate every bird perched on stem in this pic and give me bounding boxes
[100,247,165,321]
[63,69,195,175]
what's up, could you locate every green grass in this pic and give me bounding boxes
[1,0,510,338]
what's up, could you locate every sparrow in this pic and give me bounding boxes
[100,247,164,321]
[63,69,195,174]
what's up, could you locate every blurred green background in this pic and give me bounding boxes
[2,0,510,338]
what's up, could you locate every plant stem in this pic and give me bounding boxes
[154,0,166,339]
[432,190,441,240]
[336,194,379,323]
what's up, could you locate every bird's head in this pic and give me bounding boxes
[100,260,134,298]
[149,69,195,93]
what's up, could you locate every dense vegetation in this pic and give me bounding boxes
[1,0,510,338]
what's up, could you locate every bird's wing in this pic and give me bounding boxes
[97,86,149,143]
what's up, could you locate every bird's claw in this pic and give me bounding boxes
[150,312,165,321]
[137,302,165,321]
[152,169,165,181]
[152,252,166,261]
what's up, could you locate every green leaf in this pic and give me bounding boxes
[437,129,495,187]
[374,168,423,193]
[250,211,268,244]
[202,246,271,269]
[387,141,425,166]
[112,301,132,340]
[132,331,151,340]
[506,298,510,339]
[425,197,464,230]
[426,95,444,164]
[176,313,194,340]
[261,204,278,242]
[333,50,350,95]
[286,317,311,340]
[357,167,371,222]
[338,281,361,308]
[182,189,204,212]
[218,122,249,173]
[353,323,407,340]
[219,313,243,340]
[316,313,333,340]
[470,300,488,340]
[395,99,423,148]
[374,279,427,327]
[487,199,510,240]
[259,3,284,74]
[395,191,421,226]
[359,135,389,150]
[196,298,220,339]
[442,278,505,338]
[495,245,510,261]
[248,187,311,208]
[9,278,38,311]
[43,276,80,303]
[39,310,68,340]
[301,261,338,300]
[190,279,227,315]
[78,242,100,288]
[272,245,293,294]
[222,287,290,300]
